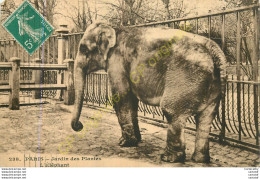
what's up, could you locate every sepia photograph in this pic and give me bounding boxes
[0,0,259,175]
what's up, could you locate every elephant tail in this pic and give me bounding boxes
[206,40,227,98]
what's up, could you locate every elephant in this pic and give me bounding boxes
[71,22,227,163]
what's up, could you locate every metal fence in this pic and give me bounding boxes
[0,35,60,97]
[83,4,259,150]
[0,4,259,150]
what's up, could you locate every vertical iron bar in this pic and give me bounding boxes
[220,14,226,142]
[16,41,19,58]
[68,36,71,59]
[14,41,17,57]
[227,80,231,132]
[86,75,89,103]
[74,35,76,60]
[19,43,21,60]
[0,41,2,61]
[231,75,236,133]
[4,41,6,62]
[53,37,55,64]
[8,41,11,61]
[106,74,108,107]
[236,11,242,141]
[22,43,24,63]
[39,46,41,61]
[253,6,259,145]
[242,76,247,136]
[248,83,251,135]
[92,73,95,106]
[144,104,146,116]
[5,41,8,61]
[98,74,101,106]
[48,38,50,64]
[13,41,15,59]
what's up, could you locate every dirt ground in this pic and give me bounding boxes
[0,99,259,167]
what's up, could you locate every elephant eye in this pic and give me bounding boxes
[79,44,88,54]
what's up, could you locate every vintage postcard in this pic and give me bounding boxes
[0,0,259,172]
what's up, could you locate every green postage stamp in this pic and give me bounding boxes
[2,0,54,55]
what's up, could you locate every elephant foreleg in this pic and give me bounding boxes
[71,66,86,131]
[113,91,141,147]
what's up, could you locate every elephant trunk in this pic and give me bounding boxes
[71,63,86,131]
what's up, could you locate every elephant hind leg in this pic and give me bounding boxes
[192,101,219,163]
[192,102,218,163]
[192,77,221,163]
[160,110,190,163]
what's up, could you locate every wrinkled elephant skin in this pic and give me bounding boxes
[71,22,227,163]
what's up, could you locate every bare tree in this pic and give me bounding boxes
[56,0,102,32]
[196,0,257,79]
[98,0,192,26]
[27,0,57,24]
[98,0,145,26]
[161,0,187,19]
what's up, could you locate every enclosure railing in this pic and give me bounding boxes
[0,57,74,109]
[83,3,260,150]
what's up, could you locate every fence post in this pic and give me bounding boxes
[9,57,20,110]
[32,58,42,99]
[56,24,69,100]
[64,59,74,105]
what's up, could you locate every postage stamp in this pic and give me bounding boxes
[2,0,54,55]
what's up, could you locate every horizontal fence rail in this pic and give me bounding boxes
[130,4,260,27]
[0,58,75,107]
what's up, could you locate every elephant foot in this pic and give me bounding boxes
[71,121,83,131]
[133,125,141,142]
[119,136,138,147]
[161,151,186,163]
[135,132,141,142]
[191,152,210,163]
